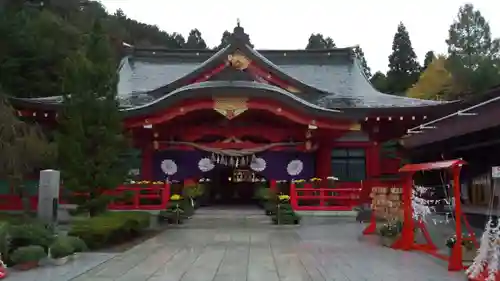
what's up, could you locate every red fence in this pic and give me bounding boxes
[0,184,171,211]
[289,182,362,211]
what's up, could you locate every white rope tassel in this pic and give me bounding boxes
[487,218,500,281]
[467,217,494,278]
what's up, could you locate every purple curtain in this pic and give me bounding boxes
[152,150,315,181]
[152,150,207,181]
[255,151,315,181]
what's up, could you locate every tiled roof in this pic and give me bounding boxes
[116,46,446,109]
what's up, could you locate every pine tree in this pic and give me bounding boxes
[57,21,128,216]
[386,22,421,95]
[354,46,371,78]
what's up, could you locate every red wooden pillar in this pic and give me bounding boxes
[290,182,298,210]
[141,145,153,180]
[449,165,464,271]
[162,182,171,208]
[392,173,415,251]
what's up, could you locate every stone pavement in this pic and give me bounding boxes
[64,213,467,281]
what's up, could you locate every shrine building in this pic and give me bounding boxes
[8,24,463,205]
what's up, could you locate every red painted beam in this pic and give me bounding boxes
[192,63,228,83]
[167,125,304,142]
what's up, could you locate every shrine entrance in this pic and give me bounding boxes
[206,165,262,206]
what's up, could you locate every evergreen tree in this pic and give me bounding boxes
[386,22,421,95]
[215,30,232,50]
[370,71,388,93]
[445,3,500,97]
[185,28,207,49]
[57,22,128,216]
[305,33,335,49]
[422,51,436,71]
[354,46,371,78]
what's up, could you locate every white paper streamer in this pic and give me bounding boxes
[467,217,494,278]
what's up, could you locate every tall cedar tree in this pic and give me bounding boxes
[386,22,420,95]
[57,22,128,216]
[422,51,436,71]
[446,4,500,97]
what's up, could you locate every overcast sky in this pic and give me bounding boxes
[99,0,500,74]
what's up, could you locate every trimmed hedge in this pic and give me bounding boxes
[68,211,150,249]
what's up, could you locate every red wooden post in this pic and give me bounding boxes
[133,188,140,209]
[449,165,464,271]
[392,173,415,251]
[162,182,171,208]
[270,180,277,193]
[319,185,325,208]
[290,182,298,210]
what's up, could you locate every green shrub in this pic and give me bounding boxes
[64,236,87,253]
[9,223,54,252]
[11,245,46,264]
[68,212,150,249]
[49,238,74,259]
[378,221,403,238]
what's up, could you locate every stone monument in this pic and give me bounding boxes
[37,169,60,224]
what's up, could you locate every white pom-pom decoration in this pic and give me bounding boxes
[287,160,303,176]
[467,217,494,278]
[198,158,215,172]
[250,158,266,172]
[161,159,178,176]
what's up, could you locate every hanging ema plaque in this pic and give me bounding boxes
[232,169,256,182]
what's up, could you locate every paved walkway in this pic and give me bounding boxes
[67,213,466,281]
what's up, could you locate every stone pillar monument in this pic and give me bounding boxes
[37,170,61,224]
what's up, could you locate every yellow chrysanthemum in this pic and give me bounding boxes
[278,194,290,201]
[170,194,182,201]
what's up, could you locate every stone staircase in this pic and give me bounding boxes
[181,206,272,228]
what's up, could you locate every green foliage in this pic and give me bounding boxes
[57,21,129,216]
[445,4,500,99]
[370,71,388,93]
[354,46,371,78]
[63,236,87,253]
[407,56,453,100]
[10,245,46,264]
[68,211,150,249]
[422,51,436,71]
[386,22,421,95]
[8,223,54,252]
[0,96,56,203]
[185,29,207,49]
[305,33,335,49]
[49,238,74,259]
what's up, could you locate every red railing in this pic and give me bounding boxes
[290,182,362,211]
[0,184,171,211]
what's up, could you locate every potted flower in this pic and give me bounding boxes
[272,194,301,225]
[48,239,74,266]
[11,245,46,270]
[159,194,185,224]
[65,236,87,259]
[378,221,402,247]
[445,235,476,261]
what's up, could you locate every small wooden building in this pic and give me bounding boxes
[402,85,500,215]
